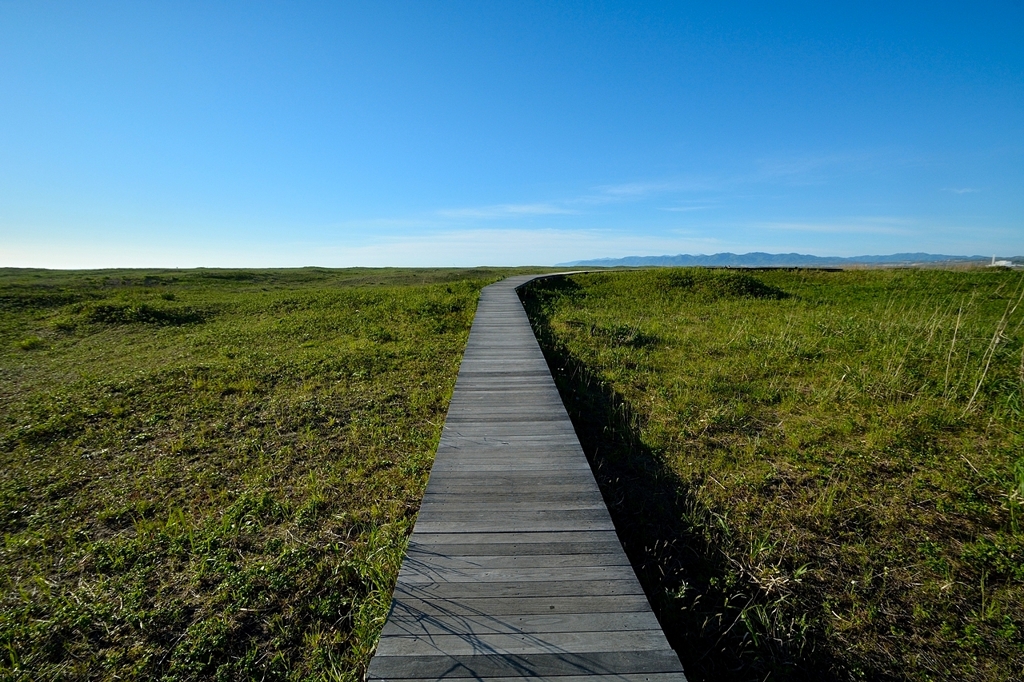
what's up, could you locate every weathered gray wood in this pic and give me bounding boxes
[393,579,644,600]
[366,275,685,681]
[381,611,662,637]
[374,630,671,656]
[425,472,590,483]
[434,441,584,451]
[389,594,655,618]
[396,553,631,570]
[427,462,593,472]
[422,489,601,499]
[429,450,586,460]
[397,564,638,585]
[445,410,571,418]
[421,487,600,499]
[408,530,622,544]
[406,541,625,557]
[415,509,613,524]
[411,519,615,533]
[418,501,607,513]
[385,671,688,675]
[367,650,685,679]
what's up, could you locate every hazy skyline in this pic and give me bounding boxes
[2,2,1021,268]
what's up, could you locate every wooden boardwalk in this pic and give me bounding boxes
[366,275,687,681]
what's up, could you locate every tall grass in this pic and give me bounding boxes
[0,267,552,681]
[523,268,1024,682]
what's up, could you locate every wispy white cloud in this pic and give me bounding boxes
[329,216,435,231]
[431,177,721,217]
[436,153,898,222]
[754,150,914,186]
[753,153,869,179]
[660,204,716,212]
[315,228,725,266]
[594,181,676,198]
[436,203,578,219]
[943,187,980,194]
[582,152,885,206]
[587,178,721,202]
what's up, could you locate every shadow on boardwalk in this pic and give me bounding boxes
[520,278,844,682]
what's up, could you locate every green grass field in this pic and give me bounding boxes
[4,266,1023,681]
[0,266,560,681]
[521,268,1024,681]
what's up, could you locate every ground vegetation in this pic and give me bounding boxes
[522,268,1024,681]
[0,266,547,681]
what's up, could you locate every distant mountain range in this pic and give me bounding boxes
[557,252,1023,268]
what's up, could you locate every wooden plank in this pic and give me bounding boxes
[444,411,569,422]
[395,553,630,570]
[411,518,615,533]
[427,462,593,472]
[405,524,618,540]
[366,650,685,679]
[423,476,595,487]
[432,447,586,459]
[423,475,594,486]
[428,455,590,465]
[426,460,590,468]
[418,501,607,512]
[415,504,610,515]
[388,594,655,618]
[420,497,605,508]
[423,496,596,505]
[426,454,588,463]
[444,410,570,419]
[435,436,582,445]
[421,481,598,493]
[424,467,592,474]
[393,579,645,600]
[434,440,584,451]
[427,467,590,476]
[397,564,638,584]
[415,510,612,523]
[421,489,600,500]
[433,448,578,455]
[440,425,579,438]
[442,421,575,430]
[422,486,599,497]
[455,371,553,377]
[424,470,595,484]
[378,671,688,675]
[381,611,662,637]
[448,388,562,395]
[374,630,671,657]
[420,490,604,502]
[406,541,624,557]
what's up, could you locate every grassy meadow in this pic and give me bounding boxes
[4,265,1022,682]
[0,266,555,681]
[521,268,1024,681]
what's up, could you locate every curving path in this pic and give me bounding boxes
[366,275,687,681]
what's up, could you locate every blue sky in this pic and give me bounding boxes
[1,1,1021,267]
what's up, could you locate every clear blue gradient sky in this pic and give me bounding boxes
[1,1,1021,267]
